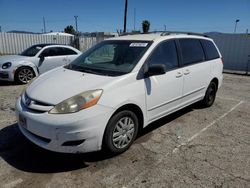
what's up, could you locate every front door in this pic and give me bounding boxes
[145,40,183,122]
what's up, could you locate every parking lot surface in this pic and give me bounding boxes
[0,73,249,188]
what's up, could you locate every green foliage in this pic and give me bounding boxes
[142,20,150,33]
[64,25,76,35]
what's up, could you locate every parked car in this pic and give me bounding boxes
[16,32,223,154]
[0,44,81,84]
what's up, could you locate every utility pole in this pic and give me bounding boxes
[74,16,78,33]
[133,8,136,31]
[234,19,240,33]
[164,25,166,31]
[123,0,128,33]
[43,17,46,33]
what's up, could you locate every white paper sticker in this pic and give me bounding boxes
[130,43,148,47]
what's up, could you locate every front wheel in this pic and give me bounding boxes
[201,82,217,107]
[103,110,139,154]
[15,67,35,84]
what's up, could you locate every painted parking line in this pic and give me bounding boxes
[3,178,23,188]
[173,100,244,153]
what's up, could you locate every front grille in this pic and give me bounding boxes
[22,93,54,113]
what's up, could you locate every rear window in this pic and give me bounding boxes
[179,39,205,66]
[201,40,220,60]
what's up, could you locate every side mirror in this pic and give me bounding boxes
[144,64,166,77]
[39,54,45,61]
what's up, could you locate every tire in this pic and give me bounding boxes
[15,67,35,84]
[103,110,139,154]
[201,82,217,107]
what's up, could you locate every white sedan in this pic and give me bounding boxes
[0,44,81,84]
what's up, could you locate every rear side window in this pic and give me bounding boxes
[201,40,220,60]
[63,48,78,55]
[179,39,205,65]
[147,40,179,70]
[41,48,58,57]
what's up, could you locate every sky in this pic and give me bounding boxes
[0,0,249,33]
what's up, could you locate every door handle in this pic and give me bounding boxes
[176,72,183,78]
[184,69,190,75]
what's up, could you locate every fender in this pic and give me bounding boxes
[15,61,39,77]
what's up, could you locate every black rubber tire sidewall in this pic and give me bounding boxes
[202,82,217,107]
[103,110,139,154]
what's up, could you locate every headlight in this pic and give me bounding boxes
[2,62,12,69]
[49,89,103,114]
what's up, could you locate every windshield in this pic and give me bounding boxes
[20,45,44,57]
[67,40,152,76]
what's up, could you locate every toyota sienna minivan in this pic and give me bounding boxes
[16,32,223,154]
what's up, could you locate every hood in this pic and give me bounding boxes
[0,55,31,65]
[26,67,117,105]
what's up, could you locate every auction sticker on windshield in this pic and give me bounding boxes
[129,43,148,47]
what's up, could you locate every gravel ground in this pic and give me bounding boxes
[0,73,249,188]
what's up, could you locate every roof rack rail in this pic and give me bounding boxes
[160,31,209,37]
[118,31,209,38]
[119,31,164,36]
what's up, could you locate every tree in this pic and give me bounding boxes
[142,20,150,33]
[64,25,76,35]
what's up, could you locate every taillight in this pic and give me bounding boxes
[220,57,224,64]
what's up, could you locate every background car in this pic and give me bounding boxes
[0,44,81,84]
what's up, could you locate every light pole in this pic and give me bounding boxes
[133,8,136,31]
[123,0,128,33]
[234,19,240,33]
[43,17,46,33]
[74,16,78,33]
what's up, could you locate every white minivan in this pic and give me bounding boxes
[16,32,223,154]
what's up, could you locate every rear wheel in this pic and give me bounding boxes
[201,82,217,107]
[15,67,35,84]
[103,110,139,154]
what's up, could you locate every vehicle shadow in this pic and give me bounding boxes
[0,103,200,173]
[0,80,18,86]
[0,123,115,173]
[138,104,195,137]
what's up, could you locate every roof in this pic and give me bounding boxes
[42,32,74,37]
[108,32,209,41]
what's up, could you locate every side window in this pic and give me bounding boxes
[201,40,220,60]
[179,39,205,65]
[56,47,66,56]
[41,48,58,57]
[41,47,71,57]
[63,48,78,55]
[147,40,179,70]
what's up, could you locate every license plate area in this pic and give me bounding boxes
[19,114,27,129]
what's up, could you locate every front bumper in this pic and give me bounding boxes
[16,97,113,153]
[0,70,14,81]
